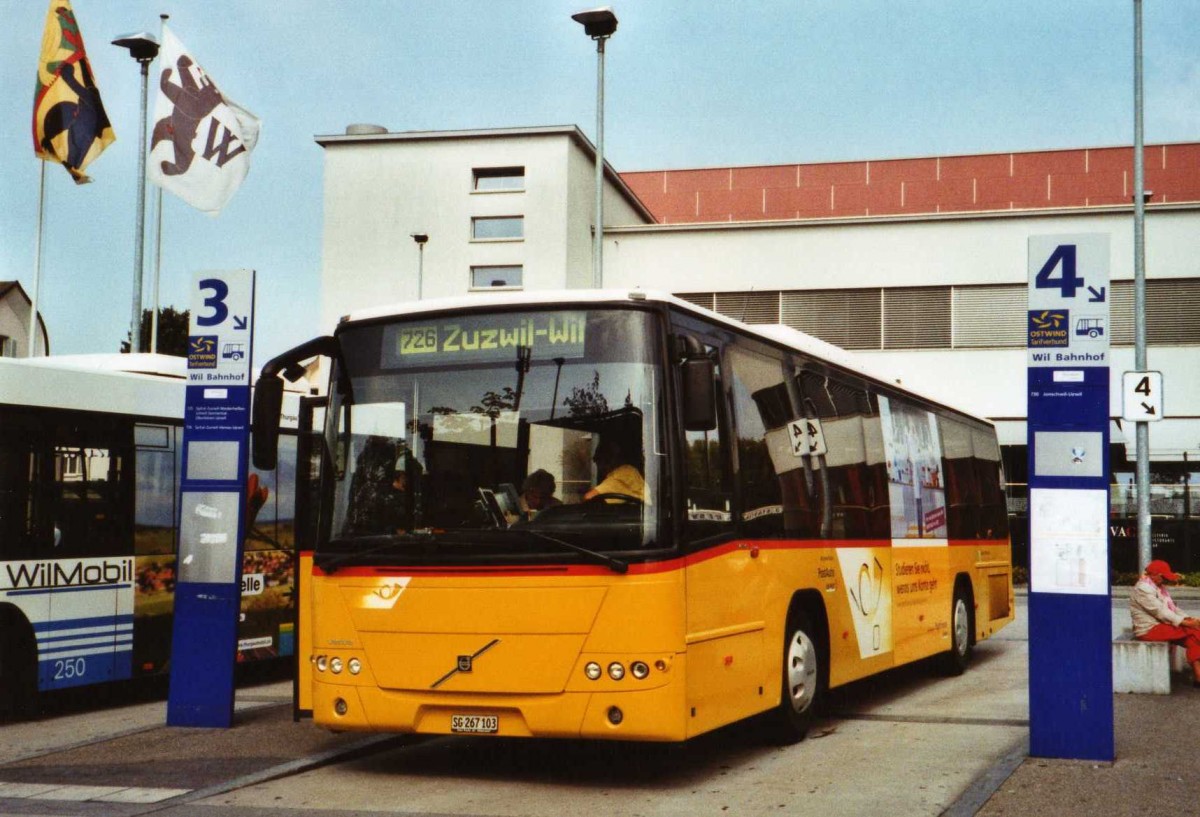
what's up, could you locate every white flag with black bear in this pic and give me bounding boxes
[148,25,260,214]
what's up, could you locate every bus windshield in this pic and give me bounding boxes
[322,307,664,567]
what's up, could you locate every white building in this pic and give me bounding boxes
[316,124,1200,571]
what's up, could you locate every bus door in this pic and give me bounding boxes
[677,330,767,736]
[293,394,326,718]
[43,415,135,690]
[132,423,179,678]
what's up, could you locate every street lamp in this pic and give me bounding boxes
[1132,0,1151,572]
[112,30,160,354]
[412,233,428,299]
[572,6,618,289]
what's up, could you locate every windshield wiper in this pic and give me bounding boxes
[515,529,628,574]
[316,530,436,574]
[316,528,628,575]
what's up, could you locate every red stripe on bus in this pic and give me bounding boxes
[308,537,1007,579]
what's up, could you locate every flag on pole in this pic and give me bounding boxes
[32,0,116,184]
[149,26,260,214]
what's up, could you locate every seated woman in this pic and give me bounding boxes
[520,469,562,519]
[584,437,645,502]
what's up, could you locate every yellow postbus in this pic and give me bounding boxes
[253,290,1013,743]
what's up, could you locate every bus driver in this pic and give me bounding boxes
[584,437,646,502]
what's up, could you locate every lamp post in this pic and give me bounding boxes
[1132,0,1151,573]
[112,30,160,354]
[412,233,428,299]
[572,7,618,289]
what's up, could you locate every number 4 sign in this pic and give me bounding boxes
[1122,371,1164,422]
[788,418,828,457]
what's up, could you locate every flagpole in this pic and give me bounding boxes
[113,32,160,354]
[151,187,163,354]
[150,14,168,356]
[28,162,46,358]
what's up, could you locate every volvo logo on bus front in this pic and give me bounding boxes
[430,638,501,689]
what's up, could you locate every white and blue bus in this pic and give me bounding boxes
[0,354,307,717]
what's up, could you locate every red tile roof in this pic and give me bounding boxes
[620,144,1200,224]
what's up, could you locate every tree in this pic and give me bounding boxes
[564,370,609,418]
[121,306,190,356]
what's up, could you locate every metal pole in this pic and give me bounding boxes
[1133,0,1151,573]
[129,58,151,353]
[150,14,168,356]
[151,187,162,353]
[592,36,606,288]
[417,243,424,300]
[29,162,46,357]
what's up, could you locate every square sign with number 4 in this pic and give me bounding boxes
[1122,371,1163,422]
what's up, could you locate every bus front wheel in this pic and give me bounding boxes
[765,609,823,744]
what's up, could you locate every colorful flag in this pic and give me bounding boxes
[32,0,116,184]
[148,26,261,214]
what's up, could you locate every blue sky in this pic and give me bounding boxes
[1,1,1197,359]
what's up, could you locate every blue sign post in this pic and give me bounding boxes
[1026,235,1113,760]
[167,270,255,728]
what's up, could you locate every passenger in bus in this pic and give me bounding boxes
[347,436,407,534]
[584,437,646,502]
[520,469,562,519]
[1129,559,1200,687]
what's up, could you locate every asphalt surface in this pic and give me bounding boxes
[0,588,1195,816]
[974,585,1200,817]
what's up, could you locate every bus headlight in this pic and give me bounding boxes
[585,662,602,681]
[315,655,328,672]
[607,662,625,681]
[330,657,344,674]
[630,661,650,679]
[348,658,362,675]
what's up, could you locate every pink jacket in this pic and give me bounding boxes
[1129,576,1185,637]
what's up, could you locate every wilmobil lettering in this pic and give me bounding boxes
[3,558,134,590]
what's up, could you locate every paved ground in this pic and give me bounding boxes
[977,683,1200,816]
[975,586,1200,817]
[0,589,1195,816]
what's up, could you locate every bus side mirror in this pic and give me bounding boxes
[252,375,284,470]
[682,357,716,431]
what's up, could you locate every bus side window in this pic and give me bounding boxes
[682,342,734,543]
[795,370,878,539]
[726,344,787,539]
[51,418,133,559]
[0,419,39,560]
[134,425,176,558]
[939,416,981,539]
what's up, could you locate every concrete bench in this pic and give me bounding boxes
[1113,629,1189,694]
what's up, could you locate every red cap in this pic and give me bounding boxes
[1146,560,1182,581]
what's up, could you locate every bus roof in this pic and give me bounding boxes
[16,353,188,378]
[338,290,994,426]
[0,355,185,419]
[0,354,304,428]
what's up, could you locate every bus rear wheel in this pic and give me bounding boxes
[765,609,823,744]
[0,616,37,721]
[936,585,973,677]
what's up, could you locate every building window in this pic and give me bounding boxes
[471,216,524,241]
[473,167,525,192]
[0,336,16,357]
[471,266,523,290]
